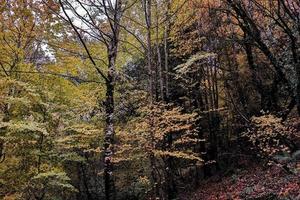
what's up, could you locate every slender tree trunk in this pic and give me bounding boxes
[143,0,159,198]
[80,164,94,200]
[155,1,164,101]
[164,0,171,101]
[103,1,123,199]
[104,32,121,200]
[144,0,153,102]
[103,68,115,200]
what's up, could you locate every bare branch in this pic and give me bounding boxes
[59,0,108,82]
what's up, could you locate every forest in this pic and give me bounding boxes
[0,0,300,199]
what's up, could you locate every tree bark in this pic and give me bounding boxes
[103,1,123,199]
[164,0,171,101]
[155,0,164,101]
[143,0,154,102]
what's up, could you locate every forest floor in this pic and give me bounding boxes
[181,162,300,200]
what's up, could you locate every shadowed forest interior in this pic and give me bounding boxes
[0,0,300,199]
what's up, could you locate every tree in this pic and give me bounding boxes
[115,103,203,199]
[56,0,127,199]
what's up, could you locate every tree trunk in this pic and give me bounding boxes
[103,1,123,199]
[104,34,121,200]
[144,0,154,102]
[155,0,164,101]
[164,0,171,101]
[103,71,115,200]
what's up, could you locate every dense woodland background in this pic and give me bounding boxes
[0,0,300,199]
